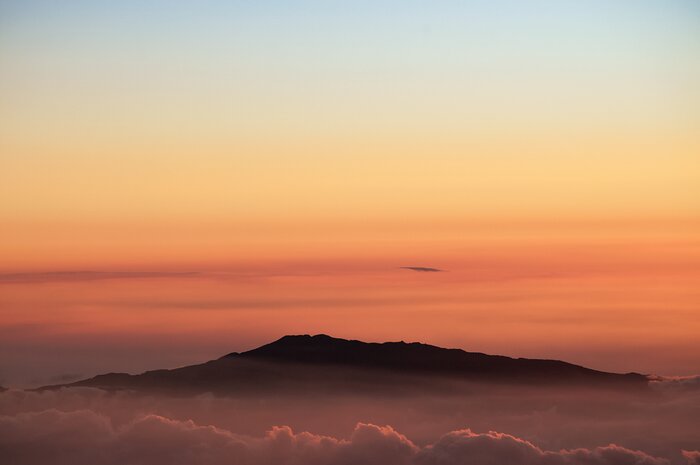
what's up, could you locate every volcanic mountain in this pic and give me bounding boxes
[44,334,649,393]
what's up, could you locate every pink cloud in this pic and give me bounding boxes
[0,409,673,465]
[683,451,700,465]
[416,429,667,465]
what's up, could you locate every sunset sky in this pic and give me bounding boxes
[1,0,699,387]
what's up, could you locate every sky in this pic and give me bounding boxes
[0,0,699,387]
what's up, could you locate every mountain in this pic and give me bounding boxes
[43,334,649,393]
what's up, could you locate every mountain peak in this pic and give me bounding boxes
[258,334,421,348]
[233,335,646,387]
[240,334,430,362]
[274,334,340,344]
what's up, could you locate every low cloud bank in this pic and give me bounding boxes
[1,387,698,464]
[650,375,700,390]
[0,408,682,465]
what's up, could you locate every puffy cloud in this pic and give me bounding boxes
[683,451,700,465]
[416,429,667,465]
[0,409,674,465]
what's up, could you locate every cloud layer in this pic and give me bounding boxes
[0,407,683,465]
[0,270,199,284]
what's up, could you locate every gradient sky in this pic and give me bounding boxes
[0,1,699,386]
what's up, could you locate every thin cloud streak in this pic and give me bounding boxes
[400,267,444,273]
[0,271,200,284]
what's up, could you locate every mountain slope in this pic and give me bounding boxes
[45,334,649,393]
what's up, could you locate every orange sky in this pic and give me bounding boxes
[1,225,699,387]
[0,1,699,386]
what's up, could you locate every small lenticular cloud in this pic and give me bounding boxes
[400,267,444,273]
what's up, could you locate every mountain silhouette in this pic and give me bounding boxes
[43,334,649,393]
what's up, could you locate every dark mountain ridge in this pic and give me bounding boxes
[43,334,649,393]
[236,334,644,382]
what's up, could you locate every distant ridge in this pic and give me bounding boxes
[232,334,646,384]
[43,334,649,393]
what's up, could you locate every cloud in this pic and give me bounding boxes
[416,429,667,465]
[683,451,700,465]
[649,375,700,391]
[0,271,199,284]
[400,267,443,272]
[0,408,673,465]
